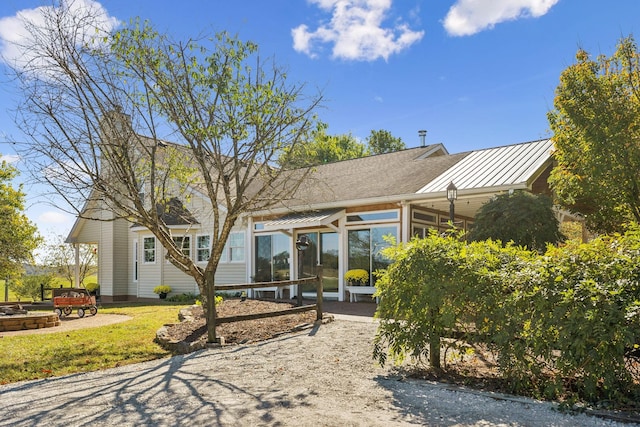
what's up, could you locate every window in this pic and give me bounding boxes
[413,210,437,224]
[172,235,190,258]
[228,232,245,262]
[254,233,290,282]
[196,235,211,262]
[297,232,339,293]
[347,226,397,286]
[143,236,156,263]
[346,210,398,223]
[220,232,245,263]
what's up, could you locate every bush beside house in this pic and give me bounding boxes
[374,227,640,408]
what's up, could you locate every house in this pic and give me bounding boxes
[66,137,556,302]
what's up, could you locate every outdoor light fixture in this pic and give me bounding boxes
[295,235,309,252]
[446,181,457,224]
[295,235,310,306]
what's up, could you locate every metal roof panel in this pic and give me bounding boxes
[418,139,553,194]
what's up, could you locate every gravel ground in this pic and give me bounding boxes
[0,316,637,427]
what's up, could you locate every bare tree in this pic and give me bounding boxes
[5,2,322,342]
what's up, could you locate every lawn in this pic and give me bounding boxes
[0,280,17,302]
[0,303,189,385]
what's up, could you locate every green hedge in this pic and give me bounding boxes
[374,227,640,406]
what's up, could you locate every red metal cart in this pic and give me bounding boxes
[53,288,98,318]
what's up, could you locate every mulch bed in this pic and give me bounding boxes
[161,299,317,345]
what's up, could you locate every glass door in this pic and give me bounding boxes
[254,233,290,282]
[298,231,339,297]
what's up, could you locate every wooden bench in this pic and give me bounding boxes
[252,286,288,299]
[345,286,378,303]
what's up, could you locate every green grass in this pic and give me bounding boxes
[0,280,17,301]
[0,303,189,385]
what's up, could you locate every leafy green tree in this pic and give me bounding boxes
[548,35,640,233]
[468,191,564,252]
[12,274,55,302]
[366,129,405,154]
[7,7,321,342]
[0,158,41,280]
[279,126,406,167]
[279,122,365,168]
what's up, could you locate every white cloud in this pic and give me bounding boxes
[443,0,559,37]
[292,0,424,61]
[0,0,119,73]
[38,210,73,225]
[0,154,20,163]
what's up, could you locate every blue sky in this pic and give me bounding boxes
[1,0,640,242]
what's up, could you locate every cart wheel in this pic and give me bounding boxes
[77,308,85,318]
[89,306,98,316]
[63,306,72,316]
[54,308,62,317]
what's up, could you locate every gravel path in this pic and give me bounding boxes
[0,316,636,427]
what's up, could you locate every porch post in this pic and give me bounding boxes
[74,243,80,287]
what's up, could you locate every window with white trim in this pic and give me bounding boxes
[172,235,191,258]
[143,236,156,263]
[196,234,211,262]
[228,232,245,262]
[346,210,398,224]
[220,232,245,263]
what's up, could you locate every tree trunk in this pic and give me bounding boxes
[204,270,217,343]
[429,306,441,369]
[429,332,441,369]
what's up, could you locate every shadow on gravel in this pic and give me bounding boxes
[2,347,316,426]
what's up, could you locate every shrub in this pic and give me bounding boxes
[166,292,223,305]
[84,282,99,293]
[468,191,564,252]
[12,274,55,301]
[374,226,640,407]
[373,230,466,369]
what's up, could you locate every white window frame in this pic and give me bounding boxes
[346,209,399,225]
[171,235,191,259]
[143,236,156,264]
[228,231,245,262]
[196,234,211,263]
[220,231,246,263]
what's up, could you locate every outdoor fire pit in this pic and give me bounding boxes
[0,304,60,332]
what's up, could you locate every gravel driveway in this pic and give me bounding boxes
[0,315,636,427]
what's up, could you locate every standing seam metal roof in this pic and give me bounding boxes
[417,139,553,193]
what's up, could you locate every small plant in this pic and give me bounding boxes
[84,282,99,293]
[345,269,369,286]
[166,292,199,303]
[153,285,172,296]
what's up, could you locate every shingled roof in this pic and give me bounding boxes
[253,138,555,222]
[285,144,469,207]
